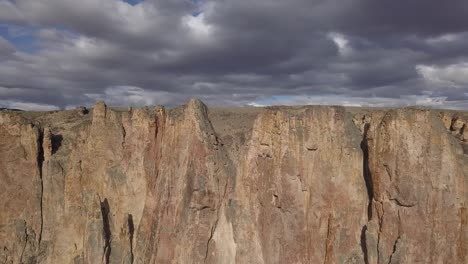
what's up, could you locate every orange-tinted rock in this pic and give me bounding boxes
[0,113,43,263]
[0,102,466,264]
[217,106,368,264]
[365,109,466,264]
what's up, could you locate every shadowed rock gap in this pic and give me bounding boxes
[388,235,401,264]
[51,134,62,155]
[37,128,44,246]
[450,116,459,131]
[204,221,217,263]
[128,214,134,264]
[360,225,369,264]
[360,123,374,220]
[360,123,373,264]
[100,199,111,264]
[203,160,228,263]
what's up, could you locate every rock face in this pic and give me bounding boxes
[0,101,466,264]
[365,109,466,264]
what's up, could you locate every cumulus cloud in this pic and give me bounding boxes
[417,63,468,87]
[0,0,467,110]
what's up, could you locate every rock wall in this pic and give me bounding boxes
[0,100,466,264]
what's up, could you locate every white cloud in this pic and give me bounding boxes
[248,95,468,110]
[416,63,468,87]
[0,0,467,109]
[84,86,179,107]
[328,32,352,56]
[426,33,461,44]
[182,13,213,42]
[0,99,59,111]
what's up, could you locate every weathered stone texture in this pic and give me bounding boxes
[0,102,466,264]
[365,109,466,264]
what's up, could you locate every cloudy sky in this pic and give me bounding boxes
[0,0,467,110]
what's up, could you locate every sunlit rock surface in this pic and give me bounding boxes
[0,101,466,263]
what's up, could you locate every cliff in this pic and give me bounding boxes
[0,100,466,264]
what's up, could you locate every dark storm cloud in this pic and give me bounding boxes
[207,0,468,36]
[0,0,467,109]
[0,36,15,59]
[334,0,468,36]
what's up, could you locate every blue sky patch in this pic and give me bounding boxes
[0,24,40,53]
[122,0,144,6]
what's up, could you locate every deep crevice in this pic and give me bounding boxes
[100,198,112,264]
[121,124,126,149]
[204,157,230,263]
[37,128,45,246]
[360,225,369,264]
[204,220,217,263]
[450,116,459,131]
[360,123,374,220]
[128,214,134,264]
[388,235,401,264]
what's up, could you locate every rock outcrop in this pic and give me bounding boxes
[0,101,466,264]
[365,109,466,263]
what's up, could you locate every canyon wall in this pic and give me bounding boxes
[0,100,466,264]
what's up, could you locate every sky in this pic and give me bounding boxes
[0,0,468,110]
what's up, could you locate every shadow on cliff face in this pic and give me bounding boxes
[360,123,373,264]
[100,199,111,264]
[128,214,134,264]
[360,225,369,264]
[360,123,374,220]
[51,134,63,155]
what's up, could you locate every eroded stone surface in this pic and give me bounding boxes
[218,106,368,264]
[0,102,466,264]
[0,114,42,264]
[365,109,466,264]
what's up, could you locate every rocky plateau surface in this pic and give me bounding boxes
[0,100,466,264]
